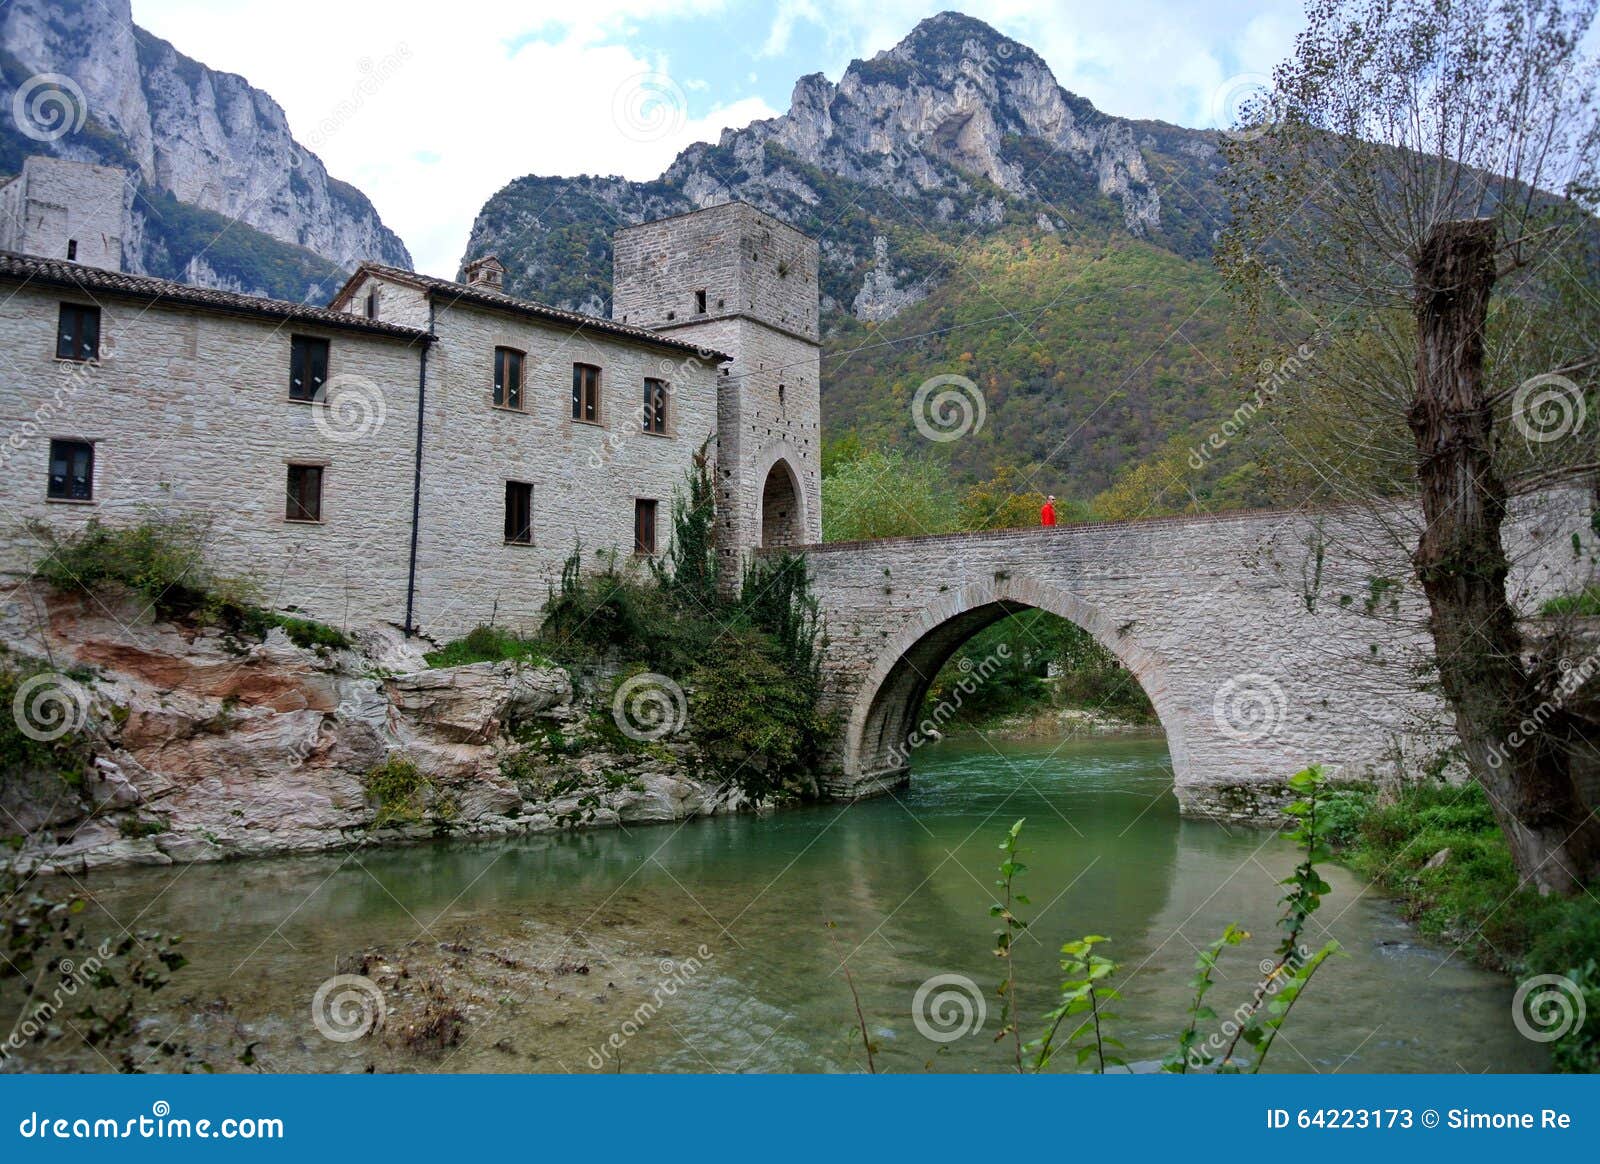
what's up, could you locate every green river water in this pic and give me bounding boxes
[39,735,1545,1073]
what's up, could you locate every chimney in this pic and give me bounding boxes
[463,254,505,289]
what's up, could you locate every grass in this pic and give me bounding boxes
[1338,781,1600,1072]
[1540,586,1600,617]
[423,624,550,669]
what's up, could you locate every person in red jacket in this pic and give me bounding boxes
[1040,495,1057,527]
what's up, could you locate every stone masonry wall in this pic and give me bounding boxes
[0,157,128,271]
[795,489,1598,822]
[0,283,424,630]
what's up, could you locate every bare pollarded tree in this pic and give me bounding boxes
[1221,0,1600,894]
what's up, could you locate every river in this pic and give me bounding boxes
[25,735,1545,1073]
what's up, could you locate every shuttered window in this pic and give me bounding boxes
[505,481,533,544]
[634,498,658,555]
[56,303,100,361]
[286,464,323,522]
[289,335,329,401]
[494,347,524,410]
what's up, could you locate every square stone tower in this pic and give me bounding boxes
[613,203,822,584]
[0,157,128,271]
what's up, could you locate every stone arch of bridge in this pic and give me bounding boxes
[842,574,1187,785]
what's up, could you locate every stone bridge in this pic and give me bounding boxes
[784,490,1597,823]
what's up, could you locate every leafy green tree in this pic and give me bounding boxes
[820,449,959,541]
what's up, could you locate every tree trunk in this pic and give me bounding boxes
[1407,218,1600,896]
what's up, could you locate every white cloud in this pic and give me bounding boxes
[131,0,775,276]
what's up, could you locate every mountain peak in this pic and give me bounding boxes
[893,10,1035,65]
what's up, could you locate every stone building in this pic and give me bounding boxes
[0,199,826,639]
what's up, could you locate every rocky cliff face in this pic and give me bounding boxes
[462,11,1225,321]
[0,585,741,873]
[0,0,410,284]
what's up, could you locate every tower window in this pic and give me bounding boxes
[694,289,707,314]
[289,335,329,401]
[494,347,524,410]
[55,303,100,361]
[365,288,380,319]
[66,239,77,261]
[504,481,533,544]
[634,499,658,555]
[47,439,93,501]
[643,378,668,434]
[572,363,601,423]
[285,464,323,522]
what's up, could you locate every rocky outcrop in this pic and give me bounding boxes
[461,12,1216,322]
[0,0,411,273]
[0,584,741,873]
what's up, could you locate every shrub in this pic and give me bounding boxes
[272,616,352,652]
[424,624,547,669]
[1541,586,1600,617]
[364,756,441,826]
[0,657,97,799]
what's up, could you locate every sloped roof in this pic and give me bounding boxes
[0,251,431,341]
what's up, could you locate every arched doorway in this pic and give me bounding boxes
[843,578,1183,787]
[760,459,804,548]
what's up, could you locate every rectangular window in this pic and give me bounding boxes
[572,363,600,423]
[694,289,707,314]
[46,439,93,501]
[504,481,533,545]
[289,335,329,401]
[56,303,100,362]
[285,464,323,522]
[494,347,524,410]
[634,498,658,555]
[642,378,669,434]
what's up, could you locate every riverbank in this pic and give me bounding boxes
[939,703,1159,740]
[1328,782,1599,1072]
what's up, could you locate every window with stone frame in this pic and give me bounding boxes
[56,303,100,362]
[494,347,525,410]
[634,498,658,555]
[47,439,93,501]
[572,363,601,423]
[289,335,329,401]
[504,481,533,545]
[642,378,669,434]
[285,464,324,522]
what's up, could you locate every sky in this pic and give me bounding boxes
[131,0,1308,276]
